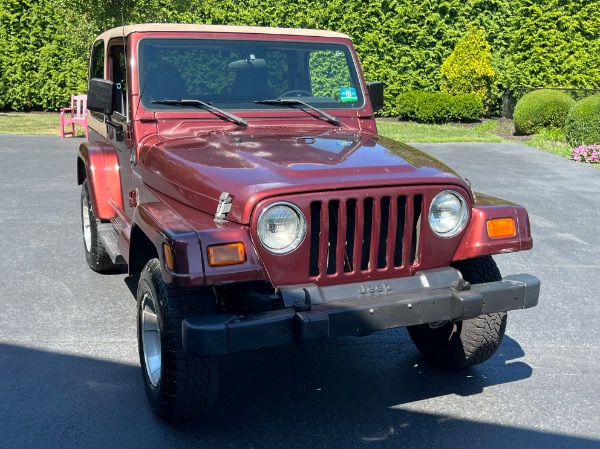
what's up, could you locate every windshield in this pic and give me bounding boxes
[138,38,364,111]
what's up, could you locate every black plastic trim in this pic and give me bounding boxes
[182,269,540,357]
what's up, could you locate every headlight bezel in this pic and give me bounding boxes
[428,190,470,238]
[257,201,307,254]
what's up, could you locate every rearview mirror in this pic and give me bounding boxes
[228,58,267,70]
[367,81,384,111]
[87,78,115,115]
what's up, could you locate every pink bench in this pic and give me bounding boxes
[60,94,88,139]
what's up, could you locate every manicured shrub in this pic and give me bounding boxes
[440,26,495,112]
[397,91,483,124]
[513,89,575,135]
[450,94,485,122]
[414,92,454,124]
[397,91,424,120]
[565,94,600,146]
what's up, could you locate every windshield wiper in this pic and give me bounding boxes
[254,99,341,127]
[151,99,248,127]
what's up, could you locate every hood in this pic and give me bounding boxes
[139,129,467,224]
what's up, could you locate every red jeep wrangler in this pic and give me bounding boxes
[78,24,540,422]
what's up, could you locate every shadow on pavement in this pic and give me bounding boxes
[1,338,598,449]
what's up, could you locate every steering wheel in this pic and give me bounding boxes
[278,90,312,98]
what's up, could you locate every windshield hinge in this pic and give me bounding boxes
[215,192,233,221]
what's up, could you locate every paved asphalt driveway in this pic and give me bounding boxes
[0,136,599,448]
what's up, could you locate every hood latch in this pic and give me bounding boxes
[215,192,233,221]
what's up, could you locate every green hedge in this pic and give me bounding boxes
[398,91,483,124]
[1,0,599,113]
[513,89,575,135]
[0,0,88,111]
[565,95,600,146]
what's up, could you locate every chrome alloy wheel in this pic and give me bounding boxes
[82,198,92,252]
[141,293,162,387]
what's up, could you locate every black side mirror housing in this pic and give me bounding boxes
[88,78,115,115]
[367,81,384,112]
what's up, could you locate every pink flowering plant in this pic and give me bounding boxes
[572,144,600,164]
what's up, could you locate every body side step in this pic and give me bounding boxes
[98,224,126,265]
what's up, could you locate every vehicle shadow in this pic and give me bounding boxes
[0,340,597,449]
[112,274,596,447]
[185,333,596,448]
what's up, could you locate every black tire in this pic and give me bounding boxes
[137,258,219,422]
[407,256,507,369]
[80,180,119,272]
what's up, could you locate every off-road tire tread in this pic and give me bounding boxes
[139,259,219,422]
[451,255,502,285]
[408,256,507,369]
[81,180,119,272]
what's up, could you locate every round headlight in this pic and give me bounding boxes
[429,191,469,237]
[257,202,306,254]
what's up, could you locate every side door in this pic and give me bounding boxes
[106,40,135,225]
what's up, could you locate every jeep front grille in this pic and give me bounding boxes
[309,194,423,278]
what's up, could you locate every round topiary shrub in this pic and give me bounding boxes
[565,94,600,146]
[513,89,575,135]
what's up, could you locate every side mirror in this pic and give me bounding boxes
[88,78,115,115]
[367,81,384,112]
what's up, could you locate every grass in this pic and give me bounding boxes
[0,111,583,163]
[521,127,573,159]
[0,112,85,136]
[0,112,60,135]
[376,118,584,163]
[376,119,503,143]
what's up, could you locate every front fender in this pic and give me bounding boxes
[77,142,123,219]
[131,203,205,288]
[132,196,266,289]
[452,193,533,261]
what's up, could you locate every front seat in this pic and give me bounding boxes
[229,65,273,101]
[141,62,188,102]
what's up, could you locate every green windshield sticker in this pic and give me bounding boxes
[340,87,357,102]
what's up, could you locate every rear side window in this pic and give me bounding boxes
[90,40,104,80]
[89,40,105,121]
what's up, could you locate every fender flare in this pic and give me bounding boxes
[130,203,206,288]
[77,142,123,220]
[453,192,533,261]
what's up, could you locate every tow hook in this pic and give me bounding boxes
[292,288,312,312]
[452,277,471,292]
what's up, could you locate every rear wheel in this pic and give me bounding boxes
[137,258,220,422]
[407,256,507,369]
[80,180,119,272]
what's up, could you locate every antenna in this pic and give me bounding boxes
[121,3,129,123]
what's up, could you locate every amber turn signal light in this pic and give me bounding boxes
[487,218,516,238]
[207,243,246,267]
[163,243,175,271]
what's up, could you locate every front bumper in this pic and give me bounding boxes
[182,267,540,357]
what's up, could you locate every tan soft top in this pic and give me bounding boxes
[95,23,350,42]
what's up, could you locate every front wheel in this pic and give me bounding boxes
[137,259,219,422]
[81,180,119,272]
[407,256,507,369]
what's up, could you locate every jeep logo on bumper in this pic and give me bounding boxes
[358,283,392,295]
